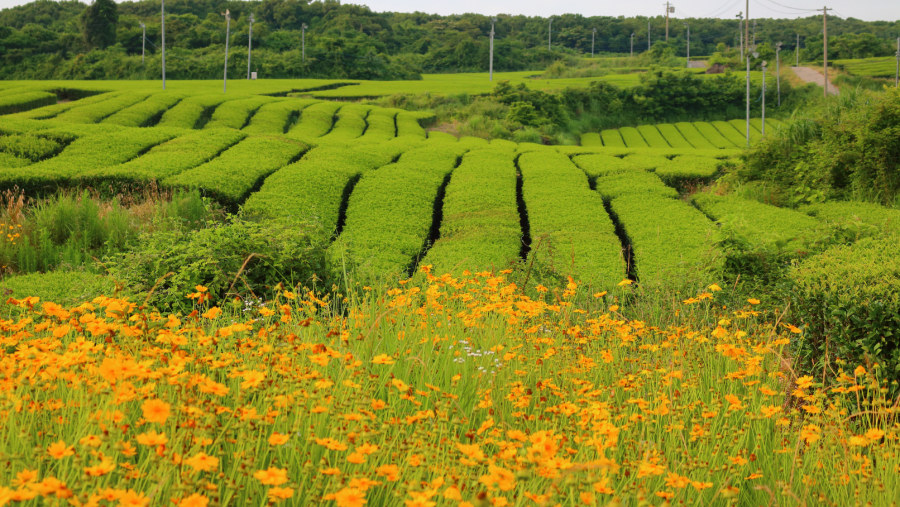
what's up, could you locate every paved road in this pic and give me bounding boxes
[791,66,840,95]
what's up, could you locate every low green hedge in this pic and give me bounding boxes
[789,233,900,382]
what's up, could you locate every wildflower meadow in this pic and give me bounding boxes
[1,269,897,506]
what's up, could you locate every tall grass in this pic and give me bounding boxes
[0,187,218,276]
[0,270,896,505]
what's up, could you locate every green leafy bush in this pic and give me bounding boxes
[243,140,415,233]
[328,140,468,282]
[421,147,521,275]
[610,193,722,287]
[106,218,328,312]
[744,88,900,206]
[102,92,185,127]
[789,234,900,382]
[0,91,57,115]
[518,150,624,288]
[0,271,116,310]
[164,136,308,206]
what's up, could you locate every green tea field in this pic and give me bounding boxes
[0,85,801,289]
[1,80,899,507]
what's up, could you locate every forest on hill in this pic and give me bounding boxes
[1,0,899,80]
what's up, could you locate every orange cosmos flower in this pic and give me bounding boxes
[12,469,38,487]
[79,435,102,448]
[117,489,151,507]
[253,467,288,486]
[636,461,665,478]
[372,354,395,365]
[184,452,219,472]
[84,459,116,477]
[178,494,209,507]
[268,487,294,501]
[202,307,222,319]
[315,438,348,451]
[268,433,290,446]
[47,440,74,459]
[333,487,366,507]
[141,399,171,424]
[135,431,168,446]
[376,464,400,482]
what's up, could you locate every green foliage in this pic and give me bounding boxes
[789,234,900,382]
[242,99,315,135]
[106,217,328,312]
[832,56,899,78]
[595,171,679,201]
[203,96,277,130]
[0,189,214,276]
[421,148,522,275]
[630,70,747,120]
[80,0,118,50]
[692,192,835,284]
[82,128,247,185]
[0,133,63,161]
[54,92,150,124]
[164,136,308,206]
[102,92,186,127]
[318,104,371,143]
[610,193,721,287]
[800,201,900,238]
[518,149,624,289]
[493,81,566,128]
[0,126,179,192]
[0,270,116,310]
[243,141,414,234]
[744,88,900,206]
[156,94,231,129]
[328,141,468,282]
[655,155,725,186]
[285,101,342,140]
[0,91,57,115]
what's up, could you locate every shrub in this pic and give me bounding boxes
[0,91,57,115]
[0,270,116,310]
[789,234,900,383]
[106,218,328,312]
[421,147,521,275]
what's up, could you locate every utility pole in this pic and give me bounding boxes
[140,22,146,65]
[630,32,635,58]
[247,13,254,80]
[776,42,782,106]
[161,0,166,90]
[737,13,743,62]
[301,23,308,62]
[665,2,674,42]
[685,23,690,67]
[796,33,800,66]
[648,20,651,50]
[896,37,899,87]
[548,18,552,51]
[489,17,496,81]
[761,59,767,136]
[223,9,230,93]
[592,28,596,58]
[745,0,751,147]
[821,6,829,97]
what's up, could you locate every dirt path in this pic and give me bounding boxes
[791,66,840,95]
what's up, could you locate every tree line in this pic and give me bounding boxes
[1,0,898,80]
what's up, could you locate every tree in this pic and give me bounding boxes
[81,0,118,49]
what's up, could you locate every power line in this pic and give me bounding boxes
[760,0,820,12]
[703,0,743,20]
